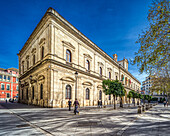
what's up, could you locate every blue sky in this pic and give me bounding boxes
[0,0,152,82]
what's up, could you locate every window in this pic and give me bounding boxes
[4,75,6,80]
[116,76,118,80]
[27,59,29,70]
[66,49,71,62]
[65,85,71,99]
[99,90,102,100]
[41,46,44,59]
[0,75,2,80]
[16,78,18,82]
[26,88,29,100]
[100,67,102,76]
[109,94,111,100]
[6,93,10,98]
[8,76,10,81]
[40,84,43,99]
[22,89,23,100]
[109,72,111,79]
[86,60,90,71]
[32,86,34,99]
[33,54,35,65]
[16,85,18,91]
[1,84,4,90]
[22,64,24,73]
[6,84,10,90]
[86,88,90,100]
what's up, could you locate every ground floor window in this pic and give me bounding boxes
[40,84,43,99]
[6,93,10,98]
[66,85,71,99]
[99,90,102,100]
[109,94,111,100]
[32,86,34,99]
[86,88,90,100]
[26,88,28,100]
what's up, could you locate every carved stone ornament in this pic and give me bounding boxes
[38,75,45,81]
[98,62,104,66]
[60,76,75,83]
[31,48,36,54]
[62,41,75,50]
[83,53,92,60]
[39,38,46,45]
[82,81,92,86]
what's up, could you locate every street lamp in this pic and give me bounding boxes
[75,71,78,99]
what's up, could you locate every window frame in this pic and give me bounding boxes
[65,85,71,99]
[86,88,90,100]
[66,49,71,62]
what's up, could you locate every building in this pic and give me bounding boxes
[141,76,167,102]
[18,8,141,108]
[0,68,19,100]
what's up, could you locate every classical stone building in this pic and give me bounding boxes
[18,8,141,108]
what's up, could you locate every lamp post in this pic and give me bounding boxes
[75,71,78,99]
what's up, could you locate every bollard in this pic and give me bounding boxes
[138,106,142,114]
[142,105,145,112]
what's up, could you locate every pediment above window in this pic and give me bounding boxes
[98,62,104,66]
[83,54,92,60]
[82,81,92,86]
[38,75,45,81]
[31,48,36,54]
[107,68,112,71]
[97,85,103,89]
[26,55,29,59]
[60,76,75,83]
[62,41,75,50]
[39,38,46,45]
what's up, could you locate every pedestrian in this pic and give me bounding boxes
[163,100,166,107]
[167,101,168,107]
[68,99,72,111]
[100,100,102,108]
[6,99,7,103]
[73,98,79,115]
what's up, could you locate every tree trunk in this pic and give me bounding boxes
[120,97,123,108]
[113,95,116,109]
[129,98,130,107]
[134,98,135,106]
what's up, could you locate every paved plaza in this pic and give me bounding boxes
[0,101,169,136]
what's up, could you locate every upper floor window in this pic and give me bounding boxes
[33,54,35,65]
[0,75,2,80]
[86,88,90,100]
[99,90,102,100]
[86,60,90,71]
[66,85,71,99]
[100,67,102,76]
[109,72,111,79]
[16,85,18,91]
[116,76,118,80]
[27,59,29,70]
[4,75,6,80]
[26,88,29,100]
[6,84,10,90]
[66,49,71,62]
[1,84,5,90]
[8,76,10,81]
[22,64,24,73]
[41,46,44,59]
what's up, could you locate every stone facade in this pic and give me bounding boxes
[17,7,141,108]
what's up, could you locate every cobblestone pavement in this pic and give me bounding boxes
[0,101,169,136]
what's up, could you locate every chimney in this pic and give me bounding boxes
[113,54,118,62]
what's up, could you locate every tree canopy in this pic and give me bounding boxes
[132,0,169,74]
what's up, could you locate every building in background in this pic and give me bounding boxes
[141,76,167,102]
[0,68,19,101]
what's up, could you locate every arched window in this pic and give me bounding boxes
[66,49,71,62]
[86,88,90,100]
[109,94,111,100]
[109,72,111,79]
[40,84,43,99]
[41,46,44,59]
[99,90,102,100]
[22,64,24,73]
[100,67,102,76]
[32,86,34,99]
[33,55,35,65]
[26,88,28,100]
[86,60,90,71]
[27,59,29,70]
[66,85,71,99]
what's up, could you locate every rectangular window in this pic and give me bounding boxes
[4,75,6,80]
[0,75,2,80]
[16,85,18,91]
[1,84,5,90]
[6,84,10,90]
[6,93,10,98]
[8,76,10,81]
[16,78,18,82]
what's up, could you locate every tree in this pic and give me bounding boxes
[131,0,169,74]
[127,91,133,107]
[137,93,142,105]
[117,89,126,108]
[102,80,123,109]
[129,90,138,106]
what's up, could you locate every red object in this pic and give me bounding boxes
[0,68,19,100]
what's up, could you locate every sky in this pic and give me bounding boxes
[0,0,152,83]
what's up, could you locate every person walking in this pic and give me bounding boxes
[166,101,168,107]
[163,100,166,107]
[98,100,100,108]
[6,99,7,103]
[68,99,72,111]
[100,100,102,108]
[73,98,79,115]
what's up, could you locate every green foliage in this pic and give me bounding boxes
[131,0,170,74]
[152,97,158,101]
